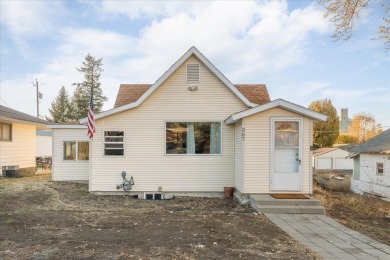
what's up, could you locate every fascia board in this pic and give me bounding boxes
[225,99,327,125]
[48,125,87,129]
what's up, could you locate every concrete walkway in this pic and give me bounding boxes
[265,213,390,260]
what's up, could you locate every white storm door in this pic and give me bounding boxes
[271,119,302,191]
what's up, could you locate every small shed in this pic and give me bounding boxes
[349,129,390,198]
[313,147,353,170]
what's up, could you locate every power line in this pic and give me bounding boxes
[0,97,11,108]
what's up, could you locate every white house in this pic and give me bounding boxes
[49,47,326,198]
[313,147,353,170]
[36,130,52,157]
[0,105,48,176]
[349,129,390,198]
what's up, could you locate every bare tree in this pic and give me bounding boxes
[348,112,382,143]
[319,0,390,50]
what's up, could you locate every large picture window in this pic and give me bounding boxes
[0,122,12,141]
[104,131,124,156]
[166,122,221,154]
[63,141,89,161]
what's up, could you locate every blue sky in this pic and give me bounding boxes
[1,0,389,129]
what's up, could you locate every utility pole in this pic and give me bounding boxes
[32,79,43,118]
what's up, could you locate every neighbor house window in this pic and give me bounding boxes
[376,162,384,176]
[166,122,221,154]
[104,131,124,156]
[63,141,89,161]
[0,122,12,141]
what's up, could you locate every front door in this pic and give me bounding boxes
[270,119,302,191]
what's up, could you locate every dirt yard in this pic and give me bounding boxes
[0,175,318,260]
[314,184,390,246]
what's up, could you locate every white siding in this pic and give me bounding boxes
[351,153,390,198]
[90,55,248,192]
[242,107,313,194]
[0,122,36,169]
[52,128,89,181]
[36,135,52,157]
[234,120,243,192]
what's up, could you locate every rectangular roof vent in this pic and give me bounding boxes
[186,63,200,82]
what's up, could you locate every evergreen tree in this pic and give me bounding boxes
[48,86,72,123]
[71,54,107,120]
[308,99,340,148]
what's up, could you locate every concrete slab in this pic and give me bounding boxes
[264,213,390,259]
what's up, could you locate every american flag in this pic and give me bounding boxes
[87,95,95,139]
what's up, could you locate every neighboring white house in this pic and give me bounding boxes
[349,129,390,198]
[313,147,353,170]
[36,130,52,157]
[0,105,48,175]
[49,47,326,198]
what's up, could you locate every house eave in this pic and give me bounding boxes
[48,124,87,129]
[0,116,48,129]
[225,99,327,124]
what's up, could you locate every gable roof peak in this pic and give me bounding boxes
[80,46,259,124]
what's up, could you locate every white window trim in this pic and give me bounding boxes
[186,63,200,83]
[103,130,125,157]
[164,121,223,156]
[376,162,384,176]
[270,117,303,191]
[62,140,89,162]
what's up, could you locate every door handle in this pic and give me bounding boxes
[296,158,301,165]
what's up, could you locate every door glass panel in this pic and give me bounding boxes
[275,122,299,147]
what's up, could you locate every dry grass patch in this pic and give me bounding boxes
[314,183,390,245]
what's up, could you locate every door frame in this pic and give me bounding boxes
[270,117,303,191]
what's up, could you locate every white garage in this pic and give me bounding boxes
[317,158,332,169]
[313,147,353,170]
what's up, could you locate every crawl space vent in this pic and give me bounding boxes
[144,193,163,200]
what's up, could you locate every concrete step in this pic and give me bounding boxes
[249,194,325,214]
[252,204,325,214]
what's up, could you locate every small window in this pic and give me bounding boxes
[0,122,12,141]
[63,142,76,160]
[104,131,124,156]
[63,141,89,161]
[186,63,200,82]
[376,162,384,176]
[77,142,89,160]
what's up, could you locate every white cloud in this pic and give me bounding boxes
[100,1,204,20]
[59,28,135,58]
[0,0,65,57]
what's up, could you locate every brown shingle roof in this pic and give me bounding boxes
[235,84,270,106]
[114,84,152,108]
[113,84,270,109]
